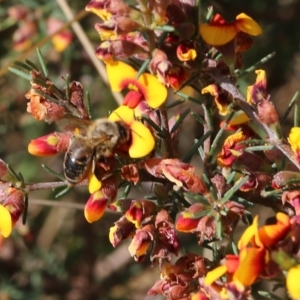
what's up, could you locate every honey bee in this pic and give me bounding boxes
[64,119,131,184]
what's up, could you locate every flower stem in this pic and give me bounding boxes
[26,179,87,192]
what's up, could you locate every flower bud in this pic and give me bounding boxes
[84,191,108,223]
[175,203,205,232]
[28,132,71,156]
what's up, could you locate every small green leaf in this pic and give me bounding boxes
[216,216,223,239]
[294,104,299,127]
[166,99,185,109]
[175,91,204,105]
[136,58,150,79]
[141,114,163,134]
[8,67,31,81]
[237,52,276,78]
[193,209,211,219]
[221,175,249,203]
[155,25,175,32]
[205,6,214,22]
[55,186,72,198]
[122,184,131,198]
[226,171,236,184]
[33,89,59,104]
[6,164,21,182]
[42,164,65,181]
[170,108,190,134]
[184,192,210,205]
[24,59,39,72]
[281,91,299,125]
[191,112,205,125]
[173,191,190,207]
[257,291,284,300]
[245,145,274,152]
[65,74,71,100]
[231,196,253,207]
[36,48,49,77]
[182,131,212,163]
[13,61,32,72]
[231,240,238,255]
[85,91,92,119]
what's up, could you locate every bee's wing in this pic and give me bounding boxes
[56,116,93,134]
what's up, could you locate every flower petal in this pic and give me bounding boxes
[288,127,300,154]
[28,133,64,156]
[106,60,137,92]
[204,265,227,285]
[258,212,290,247]
[0,205,12,238]
[129,121,155,158]
[238,215,259,249]
[199,23,237,46]
[108,105,135,125]
[235,13,262,36]
[88,172,102,194]
[287,265,300,300]
[233,247,265,286]
[137,73,167,109]
[84,191,107,223]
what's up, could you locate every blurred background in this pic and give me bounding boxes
[0,0,299,299]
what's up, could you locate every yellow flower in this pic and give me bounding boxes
[109,105,155,158]
[200,13,262,46]
[247,69,267,104]
[106,60,167,109]
[287,265,300,300]
[288,127,300,154]
[0,204,13,238]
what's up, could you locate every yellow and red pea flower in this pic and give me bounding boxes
[84,190,108,223]
[28,132,71,157]
[109,105,155,158]
[175,203,205,232]
[106,60,167,109]
[201,84,232,116]
[176,41,197,62]
[125,200,156,228]
[199,13,262,46]
[164,66,189,90]
[247,69,268,104]
[288,127,300,163]
[206,213,291,289]
[217,131,247,167]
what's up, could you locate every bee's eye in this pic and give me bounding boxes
[117,123,129,141]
